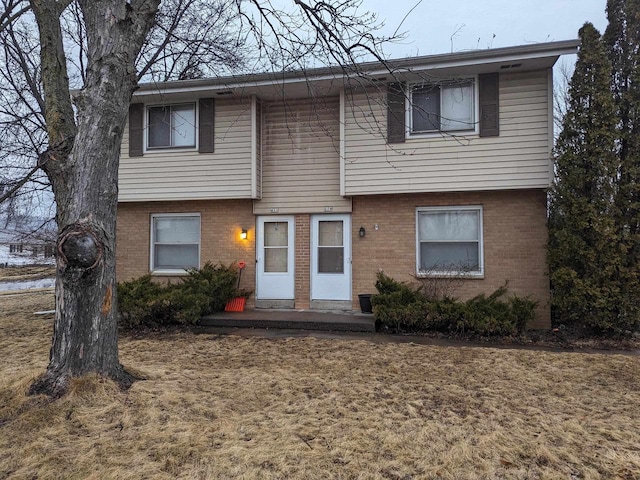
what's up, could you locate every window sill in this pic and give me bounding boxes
[416,271,484,280]
[151,270,190,277]
[145,146,197,153]
[407,130,478,140]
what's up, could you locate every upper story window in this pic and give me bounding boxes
[416,206,483,276]
[147,103,196,149]
[410,80,475,134]
[129,98,214,157]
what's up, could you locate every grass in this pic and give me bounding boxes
[1,292,639,479]
[0,265,55,281]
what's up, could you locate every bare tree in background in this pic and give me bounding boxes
[553,59,573,135]
[0,0,394,396]
[0,9,49,221]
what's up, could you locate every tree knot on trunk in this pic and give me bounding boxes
[38,136,75,175]
[58,225,103,270]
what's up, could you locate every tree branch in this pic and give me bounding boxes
[0,0,30,34]
[136,0,192,80]
[29,0,76,149]
[0,163,40,203]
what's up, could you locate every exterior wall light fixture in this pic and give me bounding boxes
[240,229,248,240]
[359,226,366,238]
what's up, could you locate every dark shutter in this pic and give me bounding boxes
[387,82,406,144]
[479,73,499,137]
[128,103,144,157]
[198,98,215,153]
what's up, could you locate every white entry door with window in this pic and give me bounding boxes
[311,214,351,301]
[256,216,295,299]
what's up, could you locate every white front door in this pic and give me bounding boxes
[311,214,351,301]
[256,216,295,300]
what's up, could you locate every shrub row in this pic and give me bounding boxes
[117,262,250,329]
[372,272,537,336]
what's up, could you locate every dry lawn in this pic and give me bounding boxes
[1,292,639,480]
[0,265,55,281]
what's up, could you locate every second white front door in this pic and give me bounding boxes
[310,214,351,301]
[256,216,295,300]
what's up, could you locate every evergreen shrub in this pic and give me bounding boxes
[372,272,537,336]
[117,262,250,329]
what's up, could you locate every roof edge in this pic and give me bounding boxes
[134,39,580,94]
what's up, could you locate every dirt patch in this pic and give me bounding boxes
[1,292,639,479]
[517,326,640,351]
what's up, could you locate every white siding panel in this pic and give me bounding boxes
[118,98,253,202]
[254,97,352,214]
[344,69,552,194]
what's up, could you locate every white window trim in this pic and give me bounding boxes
[144,102,199,153]
[406,76,479,138]
[150,212,201,275]
[415,205,484,278]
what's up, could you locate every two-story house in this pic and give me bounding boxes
[116,40,579,328]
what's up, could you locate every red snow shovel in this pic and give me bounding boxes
[224,261,246,312]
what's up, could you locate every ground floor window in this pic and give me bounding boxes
[416,206,483,276]
[150,213,200,272]
[9,244,23,253]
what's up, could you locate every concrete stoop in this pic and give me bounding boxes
[200,308,375,333]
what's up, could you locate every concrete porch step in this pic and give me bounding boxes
[200,308,376,332]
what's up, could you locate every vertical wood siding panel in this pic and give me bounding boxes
[256,99,262,199]
[254,97,352,214]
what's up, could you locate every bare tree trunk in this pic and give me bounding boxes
[29,0,159,397]
[29,92,135,396]
[20,0,387,397]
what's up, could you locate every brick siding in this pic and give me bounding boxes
[116,199,256,305]
[294,215,311,309]
[117,189,550,328]
[351,189,550,328]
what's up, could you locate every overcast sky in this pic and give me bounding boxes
[362,0,608,59]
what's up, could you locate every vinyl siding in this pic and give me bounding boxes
[254,99,262,199]
[119,98,252,202]
[254,97,352,214]
[343,69,552,195]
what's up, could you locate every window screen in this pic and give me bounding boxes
[152,215,200,270]
[417,208,481,273]
[148,104,196,148]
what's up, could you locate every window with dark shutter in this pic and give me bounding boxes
[387,83,406,144]
[128,103,144,157]
[411,81,474,133]
[198,98,215,153]
[147,104,196,148]
[479,73,499,137]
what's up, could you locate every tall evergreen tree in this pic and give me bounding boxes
[548,23,624,331]
[604,0,640,328]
